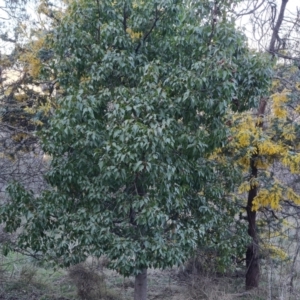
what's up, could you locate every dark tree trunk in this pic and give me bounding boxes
[245,99,267,290]
[268,0,289,56]
[246,157,259,289]
[246,242,260,289]
[132,173,147,300]
[134,269,147,300]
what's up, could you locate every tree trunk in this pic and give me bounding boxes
[268,0,289,56]
[134,269,147,300]
[246,157,259,289]
[245,99,267,290]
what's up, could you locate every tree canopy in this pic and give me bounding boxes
[1,0,272,298]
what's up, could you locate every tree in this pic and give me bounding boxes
[0,0,272,299]
[232,0,300,290]
[0,0,63,201]
[235,0,300,61]
[220,62,300,291]
[0,0,62,146]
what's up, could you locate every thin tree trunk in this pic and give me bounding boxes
[245,99,267,290]
[134,269,147,300]
[268,0,289,55]
[246,158,259,289]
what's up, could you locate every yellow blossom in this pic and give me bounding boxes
[271,79,280,90]
[287,188,300,205]
[281,124,296,141]
[282,153,300,174]
[238,181,251,193]
[252,185,283,211]
[126,28,143,41]
[254,158,269,169]
[263,244,288,260]
[271,92,289,119]
[19,37,45,79]
[257,140,286,156]
[14,94,28,102]
[236,130,250,147]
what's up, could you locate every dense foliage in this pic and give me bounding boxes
[1,0,271,279]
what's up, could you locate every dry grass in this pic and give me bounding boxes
[2,248,300,300]
[68,263,122,300]
[177,271,276,300]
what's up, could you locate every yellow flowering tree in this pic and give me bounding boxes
[0,0,65,151]
[213,62,300,289]
[0,1,63,204]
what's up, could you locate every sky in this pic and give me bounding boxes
[286,0,299,14]
[236,0,299,51]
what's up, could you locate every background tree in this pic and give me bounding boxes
[221,0,300,290]
[0,0,63,197]
[0,0,66,259]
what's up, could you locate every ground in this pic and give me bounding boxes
[1,252,300,299]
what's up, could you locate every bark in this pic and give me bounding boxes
[132,173,148,299]
[245,159,259,289]
[245,99,267,290]
[268,0,289,55]
[134,269,147,300]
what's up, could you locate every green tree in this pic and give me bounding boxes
[0,0,271,299]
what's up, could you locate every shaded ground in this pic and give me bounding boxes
[0,253,188,300]
[1,252,300,300]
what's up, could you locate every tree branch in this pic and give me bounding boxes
[135,6,160,54]
[268,0,289,56]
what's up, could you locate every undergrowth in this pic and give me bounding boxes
[1,248,300,299]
